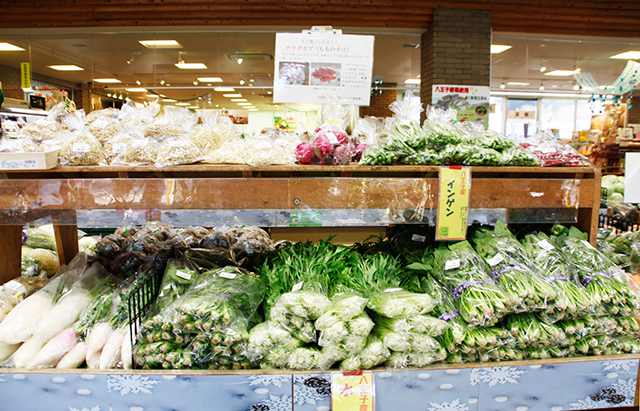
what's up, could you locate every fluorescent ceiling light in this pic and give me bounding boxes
[125,88,147,92]
[231,99,247,102]
[197,77,223,82]
[544,69,580,76]
[175,102,190,106]
[215,87,235,92]
[223,94,243,98]
[0,42,24,51]
[610,51,640,59]
[237,102,252,105]
[491,45,512,54]
[507,82,530,86]
[146,94,157,98]
[162,99,177,102]
[139,40,182,49]
[94,78,121,83]
[404,79,421,85]
[48,65,83,71]
[492,90,591,99]
[175,63,207,70]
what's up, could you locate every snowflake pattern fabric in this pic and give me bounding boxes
[247,375,291,388]
[469,366,527,387]
[602,360,639,373]
[249,394,292,411]
[293,375,331,406]
[106,375,161,396]
[428,399,469,411]
[568,378,637,409]
[68,407,100,411]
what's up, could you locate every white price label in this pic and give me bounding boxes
[91,119,110,129]
[112,143,127,154]
[3,280,26,296]
[581,240,596,250]
[487,254,504,267]
[175,270,192,281]
[292,281,304,292]
[73,143,91,153]
[399,118,411,127]
[445,259,461,270]
[168,139,186,148]
[411,234,426,243]
[255,141,272,150]
[326,132,339,145]
[384,288,403,293]
[219,271,237,280]
[537,240,555,251]
[131,139,147,148]
[0,159,38,170]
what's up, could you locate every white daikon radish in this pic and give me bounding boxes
[0,293,54,344]
[10,335,48,368]
[99,328,125,369]
[34,288,91,341]
[0,341,20,362]
[85,322,113,369]
[28,329,78,369]
[121,328,132,369]
[57,342,88,369]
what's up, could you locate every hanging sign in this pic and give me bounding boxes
[273,28,374,106]
[332,371,374,411]
[20,62,31,90]
[432,85,490,127]
[436,166,471,241]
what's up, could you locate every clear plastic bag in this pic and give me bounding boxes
[58,109,107,166]
[368,289,438,318]
[144,106,197,141]
[155,137,204,167]
[84,107,119,126]
[87,116,121,145]
[19,102,65,143]
[119,136,159,165]
[190,110,238,154]
[297,98,352,165]
[519,132,591,167]
[0,276,48,322]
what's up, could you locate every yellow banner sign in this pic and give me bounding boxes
[332,371,374,411]
[20,62,31,90]
[436,166,471,240]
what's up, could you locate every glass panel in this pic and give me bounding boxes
[505,99,538,139]
[489,96,504,134]
[540,99,576,139]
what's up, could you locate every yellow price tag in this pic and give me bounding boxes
[20,62,31,90]
[332,371,374,411]
[436,166,471,240]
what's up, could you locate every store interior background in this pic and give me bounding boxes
[0,26,638,139]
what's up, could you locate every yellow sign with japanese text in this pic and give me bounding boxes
[20,62,31,90]
[436,166,471,240]
[331,371,374,411]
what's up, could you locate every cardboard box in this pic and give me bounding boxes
[0,150,59,170]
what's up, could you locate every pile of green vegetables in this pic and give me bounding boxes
[598,228,640,275]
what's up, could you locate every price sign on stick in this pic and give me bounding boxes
[436,166,471,240]
[332,371,374,411]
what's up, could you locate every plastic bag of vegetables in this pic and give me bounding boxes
[22,246,59,277]
[423,105,466,148]
[190,110,238,154]
[23,226,57,251]
[296,98,352,165]
[0,276,48,323]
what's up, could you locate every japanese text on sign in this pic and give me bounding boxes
[20,62,31,90]
[436,166,471,240]
[332,371,374,411]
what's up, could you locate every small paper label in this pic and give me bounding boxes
[445,259,461,270]
[384,288,403,293]
[487,254,504,267]
[292,281,304,292]
[537,240,555,251]
[4,280,26,296]
[91,119,110,129]
[399,118,411,127]
[255,141,272,150]
[326,132,339,145]
[175,270,192,281]
[581,240,596,250]
[219,271,237,280]
[290,211,322,227]
[131,139,147,148]
[73,143,91,153]
[411,234,426,243]
[112,143,127,154]
[168,140,186,148]
[0,159,39,170]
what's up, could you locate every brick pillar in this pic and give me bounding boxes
[629,96,640,124]
[0,63,25,100]
[360,83,397,118]
[420,8,492,122]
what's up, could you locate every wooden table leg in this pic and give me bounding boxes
[0,225,23,283]
[52,213,78,266]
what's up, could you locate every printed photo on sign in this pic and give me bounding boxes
[278,62,309,86]
[310,63,341,87]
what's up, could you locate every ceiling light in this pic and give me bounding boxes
[223,94,243,98]
[544,70,580,76]
[215,87,235,92]
[404,79,421,85]
[136,80,142,85]
[125,88,147,92]
[193,80,199,85]
[500,82,506,89]
[175,102,190,106]
[160,80,166,85]
[491,45,512,54]
[107,93,112,97]
[249,79,255,82]
[248,109,258,112]
[237,102,251,105]
[197,77,223,82]
[48,65,83,71]
[139,40,182,49]
[507,82,530,86]
[166,83,171,86]
[146,94,157,98]
[118,94,124,100]
[539,84,545,90]
[231,99,247,102]
[610,51,640,60]
[0,42,24,51]
[175,62,207,70]
[239,79,246,85]
[573,84,580,91]
[267,91,272,94]
[237,57,244,65]
[94,78,121,84]
[540,66,547,72]
[163,99,177,103]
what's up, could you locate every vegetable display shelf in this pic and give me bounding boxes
[0,355,637,411]
[0,164,600,284]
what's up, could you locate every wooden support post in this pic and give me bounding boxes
[0,225,23,283]
[52,213,78,266]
